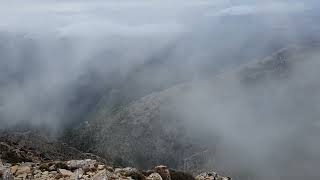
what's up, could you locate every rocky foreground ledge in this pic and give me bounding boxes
[0,159,231,180]
[0,131,231,180]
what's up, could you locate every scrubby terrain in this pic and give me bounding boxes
[0,132,230,180]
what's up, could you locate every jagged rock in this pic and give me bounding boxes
[105,169,120,179]
[72,168,84,179]
[195,171,231,180]
[169,169,195,180]
[217,176,232,180]
[0,135,231,180]
[105,165,114,172]
[97,164,105,170]
[67,159,96,170]
[34,173,41,178]
[16,173,27,179]
[148,173,163,180]
[195,171,218,180]
[58,168,74,177]
[42,170,49,175]
[125,169,146,180]
[0,158,231,180]
[91,169,107,180]
[48,164,55,171]
[15,166,31,175]
[154,165,171,180]
[10,165,18,174]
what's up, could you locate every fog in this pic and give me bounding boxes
[176,46,320,179]
[0,0,320,179]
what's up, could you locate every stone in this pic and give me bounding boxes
[34,173,41,178]
[72,168,84,179]
[55,173,64,179]
[216,175,232,180]
[91,170,107,180]
[114,168,122,173]
[67,159,96,170]
[49,165,56,171]
[195,171,231,180]
[114,167,139,177]
[154,165,171,180]
[33,169,41,175]
[86,171,93,176]
[16,173,27,179]
[148,173,163,180]
[10,165,18,174]
[42,171,49,175]
[83,175,89,179]
[105,166,114,172]
[15,166,31,175]
[97,164,105,170]
[58,169,74,177]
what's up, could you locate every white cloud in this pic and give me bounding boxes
[210,2,306,16]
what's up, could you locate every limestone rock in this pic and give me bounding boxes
[195,171,231,180]
[67,159,96,170]
[10,165,18,174]
[42,170,49,175]
[1,147,231,180]
[15,166,31,175]
[16,173,27,179]
[148,173,163,180]
[58,168,74,177]
[91,169,107,180]
[154,165,171,180]
[97,164,105,170]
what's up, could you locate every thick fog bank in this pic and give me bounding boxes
[175,45,320,179]
[1,1,320,179]
[0,0,318,129]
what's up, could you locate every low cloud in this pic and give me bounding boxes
[0,1,320,179]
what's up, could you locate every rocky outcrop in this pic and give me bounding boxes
[0,160,230,180]
[195,171,232,180]
[0,131,231,179]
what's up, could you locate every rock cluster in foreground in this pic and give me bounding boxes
[0,132,231,179]
[0,159,231,180]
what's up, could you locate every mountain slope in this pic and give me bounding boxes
[65,43,320,179]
